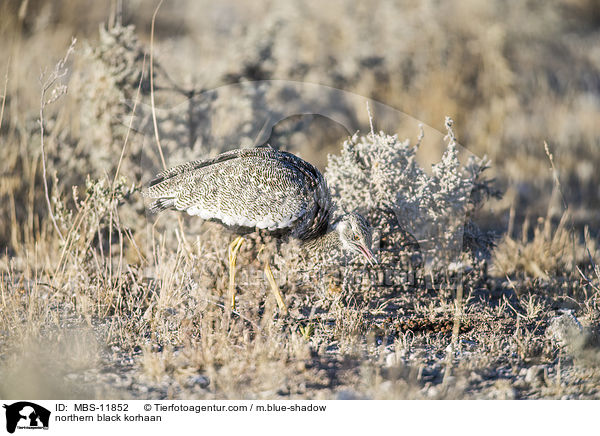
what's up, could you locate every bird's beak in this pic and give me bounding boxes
[358,244,377,266]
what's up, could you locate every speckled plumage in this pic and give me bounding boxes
[145,147,375,263]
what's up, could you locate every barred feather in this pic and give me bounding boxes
[145,147,332,240]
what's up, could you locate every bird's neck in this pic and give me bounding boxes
[300,226,341,260]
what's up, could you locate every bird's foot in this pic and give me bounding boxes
[228,236,245,312]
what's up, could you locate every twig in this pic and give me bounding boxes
[544,140,576,274]
[150,0,166,170]
[202,297,262,332]
[451,282,464,346]
[584,242,600,281]
[414,123,424,150]
[149,1,191,246]
[0,57,9,132]
[544,141,567,210]
[106,54,148,298]
[366,101,375,139]
[576,263,600,294]
[39,38,76,242]
[444,116,456,144]
[507,202,515,239]
[502,294,527,319]
[55,193,92,276]
[113,54,147,188]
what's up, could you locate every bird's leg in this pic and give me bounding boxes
[257,244,288,315]
[264,259,288,315]
[228,235,245,311]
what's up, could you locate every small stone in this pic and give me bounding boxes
[426,386,439,398]
[513,379,529,390]
[443,375,456,386]
[385,353,399,367]
[185,374,210,389]
[379,381,393,392]
[546,312,583,346]
[490,380,517,400]
[337,390,363,400]
[525,365,546,386]
[469,372,483,383]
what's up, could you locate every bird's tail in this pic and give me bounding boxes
[148,197,176,214]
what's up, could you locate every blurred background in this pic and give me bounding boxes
[1,0,599,249]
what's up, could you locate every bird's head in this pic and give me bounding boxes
[335,212,377,266]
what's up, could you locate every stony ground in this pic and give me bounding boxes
[3,251,599,400]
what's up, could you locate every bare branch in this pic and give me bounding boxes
[150,0,166,170]
[39,37,77,242]
[0,58,10,132]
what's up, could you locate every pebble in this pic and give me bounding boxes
[546,312,583,346]
[525,365,546,386]
[385,353,399,367]
[185,375,210,388]
[337,390,363,400]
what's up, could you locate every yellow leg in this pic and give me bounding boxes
[264,260,288,315]
[228,235,245,311]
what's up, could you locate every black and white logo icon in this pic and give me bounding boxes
[2,402,50,433]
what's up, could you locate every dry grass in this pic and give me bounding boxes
[1,0,600,400]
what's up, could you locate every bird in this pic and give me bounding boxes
[144,146,376,314]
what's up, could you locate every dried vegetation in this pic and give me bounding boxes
[1,0,600,399]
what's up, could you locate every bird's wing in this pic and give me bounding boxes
[146,148,323,231]
[146,149,242,192]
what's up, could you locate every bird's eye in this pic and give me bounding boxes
[354,235,360,241]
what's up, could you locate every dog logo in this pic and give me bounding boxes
[2,402,50,433]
